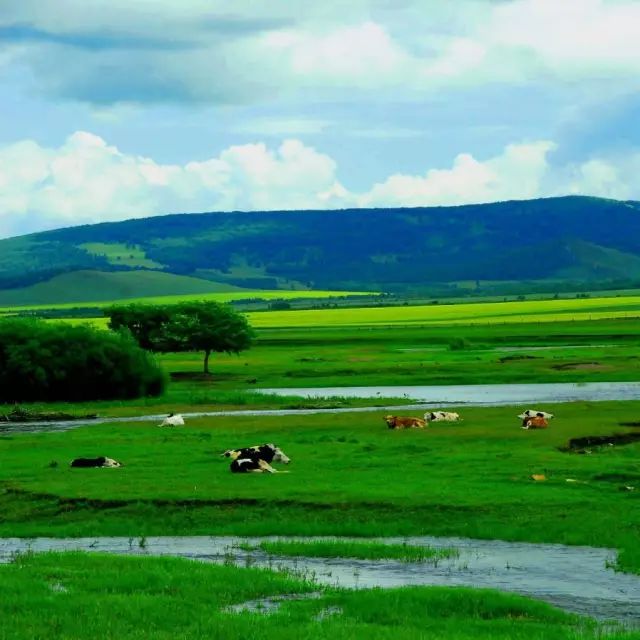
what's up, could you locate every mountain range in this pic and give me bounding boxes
[2,195,640,305]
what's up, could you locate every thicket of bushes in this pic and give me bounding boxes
[0,319,165,402]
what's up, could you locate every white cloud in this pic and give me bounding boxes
[488,0,640,77]
[360,141,556,207]
[0,132,348,237]
[263,21,411,86]
[1,130,640,239]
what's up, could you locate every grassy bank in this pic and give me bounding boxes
[1,552,624,640]
[1,402,639,573]
[240,540,458,562]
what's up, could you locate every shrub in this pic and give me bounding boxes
[448,337,472,351]
[0,319,165,402]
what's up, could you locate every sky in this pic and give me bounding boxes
[1,0,640,238]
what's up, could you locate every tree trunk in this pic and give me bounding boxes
[203,349,211,374]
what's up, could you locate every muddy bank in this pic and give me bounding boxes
[567,432,640,450]
[1,535,639,624]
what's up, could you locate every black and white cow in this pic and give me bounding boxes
[425,411,462,422]
[221,443,290,473]
[70,456,122,468]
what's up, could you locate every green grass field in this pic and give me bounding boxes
[247,295,640,328]
[3,553,612,640]
[0,286,374,312]
[2,298,640,637]
[80,242,165,269]
[2,401,639,576]
[1,319,639,418]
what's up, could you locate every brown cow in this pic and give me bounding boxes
[384,415,427,429]
[522,416,548,429]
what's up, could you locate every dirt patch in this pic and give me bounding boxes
[498,355,540,363]
[592,473,640,484]
[0,407,98,423]
[565,433,640,451]
[551,362,609,371]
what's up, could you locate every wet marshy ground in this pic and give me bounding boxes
[1,535,639,624]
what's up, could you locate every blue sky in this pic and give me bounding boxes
[1,0,639,238]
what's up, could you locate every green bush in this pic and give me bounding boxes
[0,319,165,402]
[448,337,472,351]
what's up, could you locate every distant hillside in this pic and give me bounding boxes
[0,270,247,306]
[2,196,640,299]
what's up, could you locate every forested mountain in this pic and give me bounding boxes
[2,196,640,299]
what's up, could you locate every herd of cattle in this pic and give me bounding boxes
[383,409,554,430]
[69,409,555,472]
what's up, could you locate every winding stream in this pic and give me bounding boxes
[2,381,640,436]
[1,535,639,623]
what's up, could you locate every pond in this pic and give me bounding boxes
[1,535,638,624]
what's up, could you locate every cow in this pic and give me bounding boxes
[522,416,548,430]
[70,456,122,468]
[517,409,554,428]
[425,411,461,422]
[384,415,427,429]
[221,443,290,464]
[159,413,185,427]
[230,457,282,473]
[221,444,291,473]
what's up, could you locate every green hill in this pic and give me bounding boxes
[2,196,640,299]
[0,270,248,306]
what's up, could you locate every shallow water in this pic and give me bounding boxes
[257,381,640,405]
[1,535,639,623]
[0,404,432,435]
[3,380,640,436]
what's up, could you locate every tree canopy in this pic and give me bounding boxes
[0,318,165,402]
[106,301,254,373]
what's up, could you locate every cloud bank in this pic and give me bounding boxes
[2,0,640,106]
[1,131,638,238]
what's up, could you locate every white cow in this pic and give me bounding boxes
[425,411,462,422]
[159,413,185,427]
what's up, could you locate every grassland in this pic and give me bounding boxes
[0,286,374,312]
[1,401,639,575]
[80,242,165,269]
[0,318,638,419]
[2,300,640,636]
[3,553,614,640]
[246,295,640,328]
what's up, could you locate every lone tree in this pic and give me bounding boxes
[106,301,254,374]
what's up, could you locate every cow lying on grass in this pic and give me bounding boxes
[70,457,122,468]
[221,443,290,473]
[384,415,427,429]
[159,413,185,426]
[522,416,548,429]
[518,409,554,428]
[425,411,461,422]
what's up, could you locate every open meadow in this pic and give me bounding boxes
[2,299,640,638]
